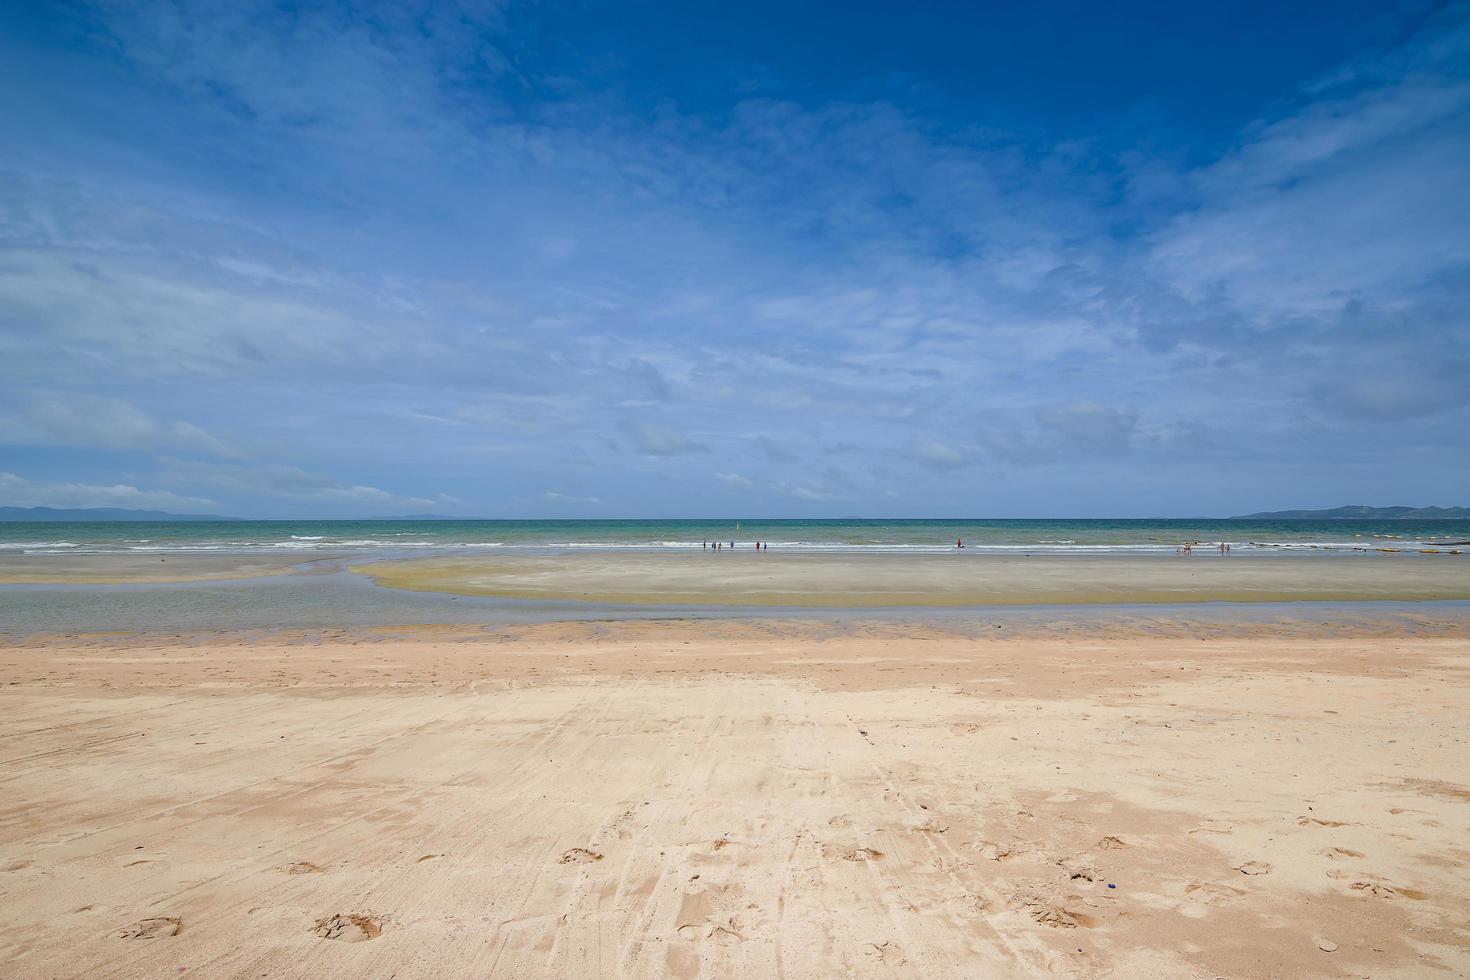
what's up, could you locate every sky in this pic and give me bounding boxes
[1,0,1467,519]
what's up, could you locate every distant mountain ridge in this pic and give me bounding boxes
[1231,505,1470,520]
[0,506,240,522]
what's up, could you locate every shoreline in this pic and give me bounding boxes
[4,551,1470,637]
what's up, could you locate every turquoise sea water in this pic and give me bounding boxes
[2,517,1468,556]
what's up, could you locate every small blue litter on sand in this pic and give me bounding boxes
[1108,883,1116,889]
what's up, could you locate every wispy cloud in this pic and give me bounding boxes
[626,424,705,458]
[0,395,237,457]
[542,490,602,506]
[0,1,1464,515]
[0,471,216,511]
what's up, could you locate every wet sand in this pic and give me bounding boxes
[0,620,1466,978]
[0,552,334,585]
[356,551,1470,606]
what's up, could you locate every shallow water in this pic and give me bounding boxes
[4,516,1468,556]
[2,563,1468,636]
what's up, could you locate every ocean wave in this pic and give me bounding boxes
[1,534,1452,557]
[336,539,439,547]
[1245,540,1430,550]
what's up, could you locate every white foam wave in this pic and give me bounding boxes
[3,534,1452,557]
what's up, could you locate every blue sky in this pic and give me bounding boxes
[1,0,1467,518]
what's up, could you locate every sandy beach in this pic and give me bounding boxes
[1,619,1466,978]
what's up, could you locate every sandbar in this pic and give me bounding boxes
[0,552,336,585]
[355,551,1470,606]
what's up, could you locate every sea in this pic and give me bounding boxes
[3,517,1468,557]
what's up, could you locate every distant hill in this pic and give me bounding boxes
[1232,505,1470,520]
[0,506,240,522]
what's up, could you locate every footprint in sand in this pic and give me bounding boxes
[1097,836,1127,850]
[118,917,182,939]
[675,891,745,944]
[1188,821,1233,835]
[842,847,885,862]
[1350,881,1428,900]
[1298,816,1349,828]
[3,860,33,872]
[864,941,907,966]
[1321,847,1364,859]
[558,848,604,864]
[1025,899,1095,929]
[677,920,743,944]
[282,861,325,875]
[975,840,1027,862]
[1184,882,1246,905]
[312,913,383,942]
[1233,861,1272,876]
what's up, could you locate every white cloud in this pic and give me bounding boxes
[628,424,705,457]
[910,439,969,469]
[1152,20,1470,314]
[773,482,836,502]
[542,490,602,506]
[214,256,329,289]
[978,402,1139,465]
[0,471,216,511]
[0,394,237,457]
[159,459,440,509]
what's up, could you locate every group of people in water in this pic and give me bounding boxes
[704,538,1235,554]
